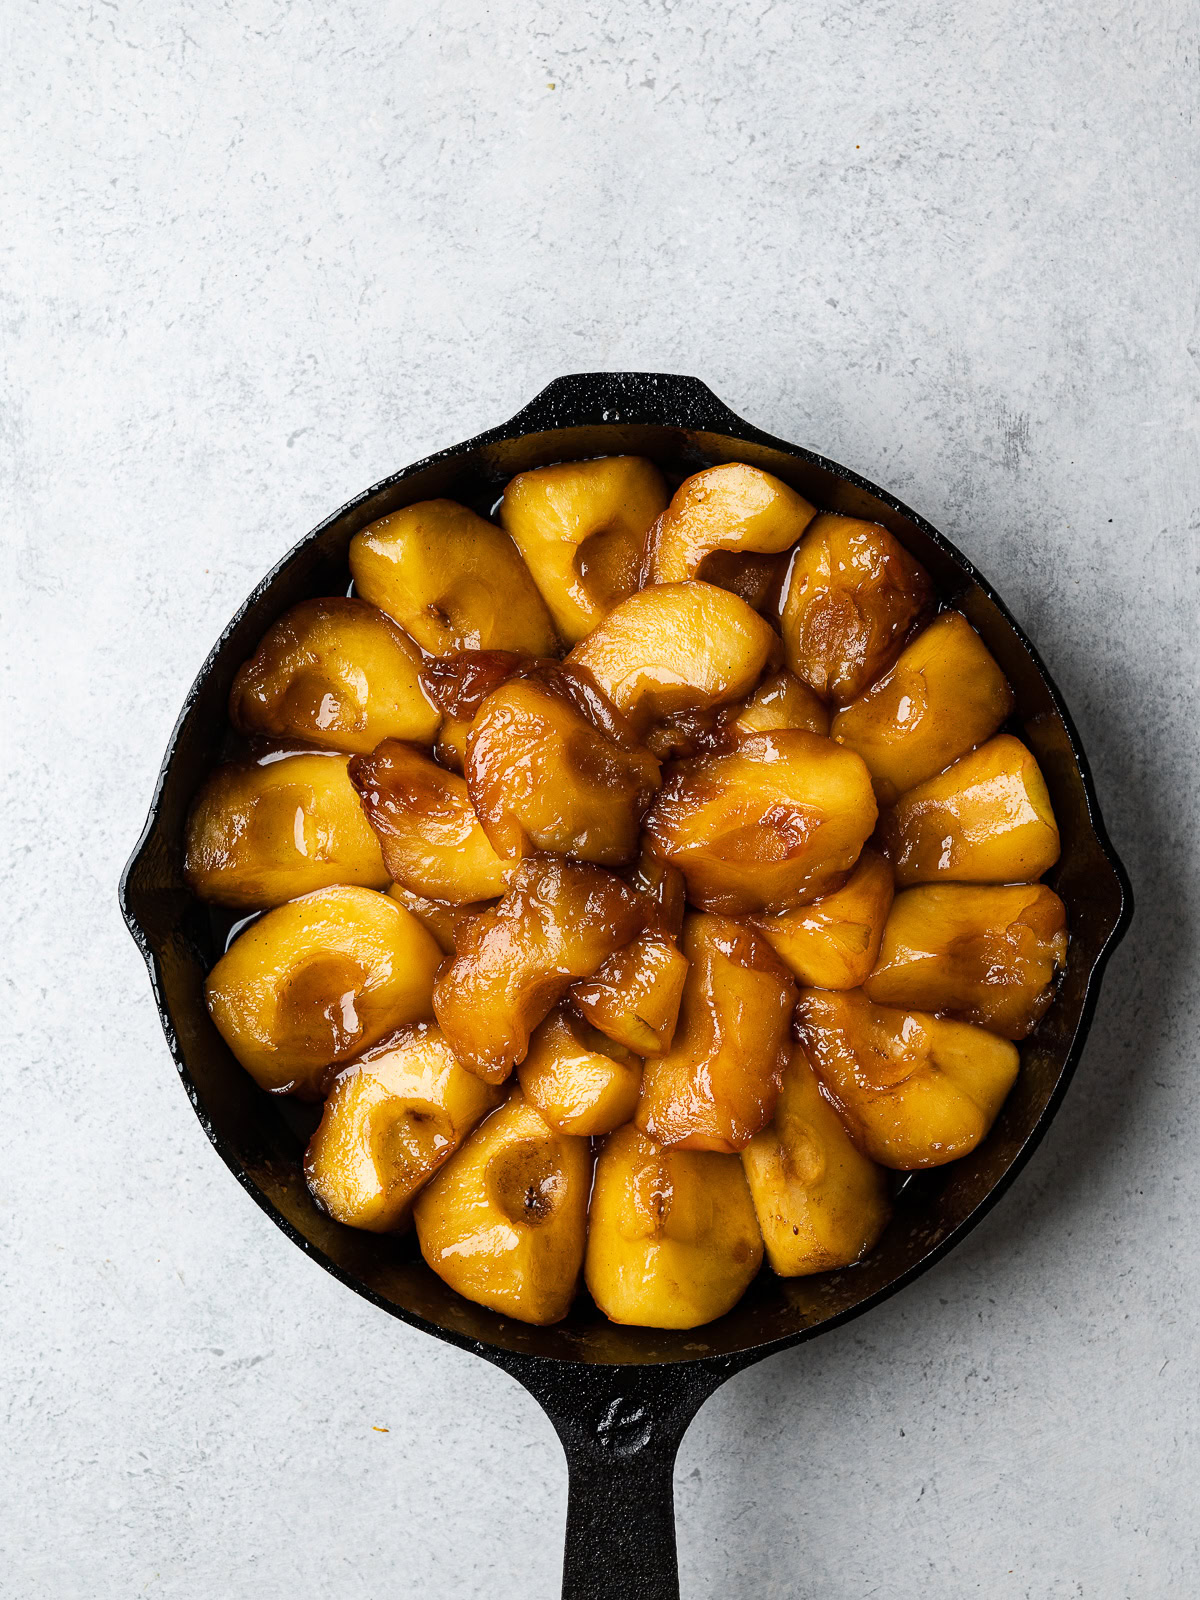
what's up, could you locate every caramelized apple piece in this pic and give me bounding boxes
[623,851,687,938]
[349,499,558,656]
[387,883,496,956]
[879,734,1061,886]
[205,886,442,1097]
[780,514,932,703]
[742,1048,890,1274]
[305,1023,501,1231]
[185,752,389,909]
[567,581,778,729]
[570,932,689,1056]
[795,988,1020,1167]
[864,883,1068,1038]
[413,1090,590,1324]
[643,730,877,915]
[517,1005,642,1136]
[499,456,669,643]
[585,1125,763,1328]
[418,649,524,773]
[725,668,830,740]
[645,462,814,584]
[465,667,660,863]
[636,913,796,1152]
[432,857,648,1082]
[831,612,1015,804]
[349,739,510,904]
[750,848,894,989]
[228,597,439,755]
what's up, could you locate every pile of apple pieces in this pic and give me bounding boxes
[188,457,1067,1330]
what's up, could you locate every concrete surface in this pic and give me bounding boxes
[4,2,1198,1596]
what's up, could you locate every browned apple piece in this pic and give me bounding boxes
[750,848,894,989]
[205,886,442,1097]
[567,581,779,730]
[304,1023,502,1231]
[570,932,689,1056]
[517,1005,642,1136]
[585,1125,763,1328]
[623,851,687,938]
[432,857,648,1083]
[780,514,933,704]
[725,668,830,740]
[795,988,1020,1167]
[642,730,877,915]
[636,912,796,1152]
[465,667,660,863]
[349,499,558,656]
[387,883,496,956]
[645,462,815,584]
[742,1047,890,1274]
[228,597,439,755]
[499,456,669,643]
[864,883,1068,1038]
[879,734,1061,886]
[420,649,527,774]
[185,752,389,909]
[349,739,510,904]
[413,1090,590,1325]
[831,612,1015,804]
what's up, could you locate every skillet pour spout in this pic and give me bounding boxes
[120,370,1132,1599]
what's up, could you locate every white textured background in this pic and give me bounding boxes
[4,3,1198,1596]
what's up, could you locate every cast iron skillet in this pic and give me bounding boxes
[120,371,1132,1599]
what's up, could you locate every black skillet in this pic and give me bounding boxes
[120,371,1132,1599]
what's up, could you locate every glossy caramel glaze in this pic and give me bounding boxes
[229,596,439,755]
[570,931,689,1056]
[517,1005,643,1136]
[636,912,796,1152]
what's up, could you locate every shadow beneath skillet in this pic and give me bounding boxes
[677,654,1184,1599]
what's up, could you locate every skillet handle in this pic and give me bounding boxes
[502,370,751,437]
[511,1358,735,1600]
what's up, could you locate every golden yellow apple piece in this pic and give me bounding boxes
[205,886,442,1097]
[567,580,778,729]
[780,514,932,704]
[636,912,796,1152]
[642,730,877,915]
[413,1089,590,1324]
[726,667,831,740]
[864,883,1068,1038]
[795,987,1020,1167]
[499,456,669,643]
[386,883,495,956]
[831,612,1014,804]
[585,1125,763,1328]
[645,462,815,584]
[349,738,510,904]
[228,597,439,755]
[348,499,558,656]
[750,847,894,989]
[742,1048,890,1274]
[432,857,648,1083]
[465,667,660,863]
[517,1005,642,1136]
[879,734,1061,885]
[570,932,689,1056]
[305,1022,501,1231]
[185,752,389,909]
